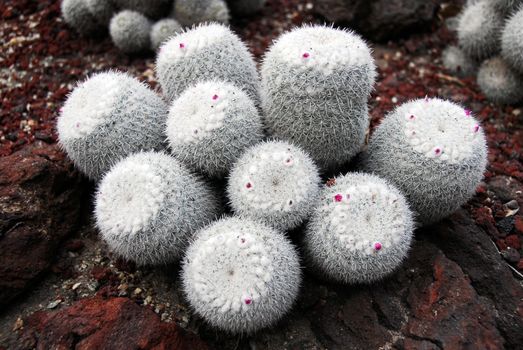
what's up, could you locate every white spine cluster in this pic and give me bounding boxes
[261,25,376,170]
[457,1,503,60]
[182,217,301,333]
[304,173,414,284]
[442,45,477,77]
[95,152,220,265]
[227,141,321,231]
[57,71,168,180]
[174,0,230,26]
[361,98,488,225]
[166,81,263,178]
[156,23,260,104]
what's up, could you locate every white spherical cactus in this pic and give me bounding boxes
[95,152,220,265]
[477,57,523,104]
[261,25,376,170]
[57,71,168,180]
[361,98,488,225]
[156,23,260,104]
[174,0,230,26]
[61,0,101,35]
[501,7,523,74]
[166,81,264,178]
[457,1,503,60]
[303,173,414,284]
[442,45,477,77]
[182,217,301,333]
[109,10,152,53]
[492,0,523,15]
[227,141,321,231]
[150,18,182,52]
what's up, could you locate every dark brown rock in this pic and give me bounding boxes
[18,297,209,350]
[0,143,85,308]
[313,0,440,41]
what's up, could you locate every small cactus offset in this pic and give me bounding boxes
[150,18,182,52]
[303,173,414,284]
[182,217,301,333]
[442,45,477,77]
[457,1,503,60]
[477,57,523,105]
[95,152,220,265]
[57,71,168,180]
[109,10,152,53]
[113,0,172,19]
[227,141,321,231]
[501,7,523,74]
[85,0,117,26]
[61,0,101,35]
[156,23,260,104]
[166,81,264,178]
[360,98,488,225]
[261,25,376,170]
[174,0,230,26]
[227,0,266,16]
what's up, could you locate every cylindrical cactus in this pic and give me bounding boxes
[457,1,503,60]
[261,25,376,170]
[182,217,301,333]
[360,98,488,225]
[113,0,172,19]
[477,57,523,104]
[501,7,523,74]
[227,141,321,231]
[156,23,260,104]
[109,10,152,53]
[150,18,182,52]
[303,173,414,284]
[61,0,101,35]
[57,71,168,180]
[441,45,477,77]
[227,0,266,16]
[85,0,116,26]
[166,81,264,178]
[95,152,220,265]
[174,0,230,26]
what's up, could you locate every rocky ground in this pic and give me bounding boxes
[0,0,522,349]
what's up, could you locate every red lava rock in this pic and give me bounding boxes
[90,267,115,283]
[517,259,523,270]
[505,234,521,250]
[0,143,85,308]
[515,216,523,235]
[18,297,209,350]
[64,239,85,252]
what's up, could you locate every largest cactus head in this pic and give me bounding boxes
[261,25,376,170]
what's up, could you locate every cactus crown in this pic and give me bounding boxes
[398,98,483,163]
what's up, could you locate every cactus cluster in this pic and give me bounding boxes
[58,23,489,335]
[443,1,523,104]
[61,0,266,54]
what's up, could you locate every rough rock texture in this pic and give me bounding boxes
[18,297,209,349]
[313,0,440,41]
[0,144,85,308]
